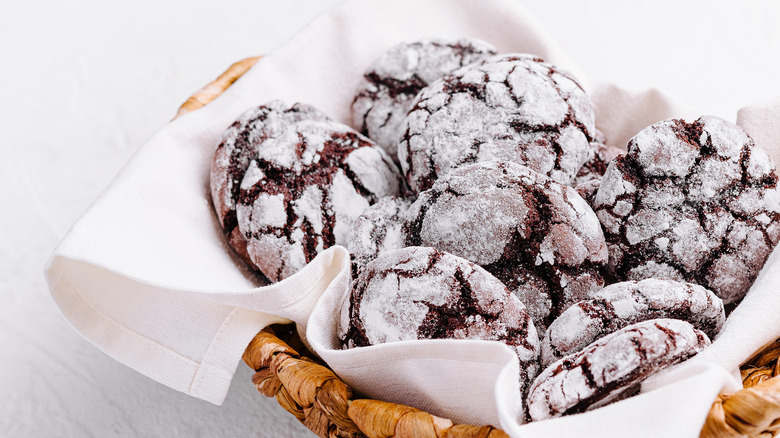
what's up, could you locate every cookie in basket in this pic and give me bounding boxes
[528,318,711,421]
[540,278,725,367]
[211,101,403,282]
[351,37,497,161]
[211,101,330,275]
[403,160,608,332]
[574,140,624,204]
[398,53,596,193]
[338,246,540,397]
[345,196,412,277]
[594,116,780,303]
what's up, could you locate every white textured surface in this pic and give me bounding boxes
[399,53,594,191]
[351,37,497,157]
[3,0,780,436]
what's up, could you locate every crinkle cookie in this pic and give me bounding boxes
[574,141,624,204]
[528,319,710,421]
[403,161,608,331]
[398,53,595,193]
[338,246,540,397]
[212,101,403,282]
[594,116,780,303]
[211,101,330,272]
[540,279,725,367]
[351,38,496,161]
[346,196,413,277]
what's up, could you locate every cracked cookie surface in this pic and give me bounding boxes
[338,246,540,398]
[402,161,608,332]
[398,54,595,193]
[541,279,725,367]
[574,140,624,204]
[351,38,496,161]
[346,196,412,278]
[593,116,780,303]
[211,101,330,273]
[212,101,402,282]
[528,318,710,421]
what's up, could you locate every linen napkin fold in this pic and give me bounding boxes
[45,0,780,435]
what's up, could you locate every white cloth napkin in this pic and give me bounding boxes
[45,0,780,435]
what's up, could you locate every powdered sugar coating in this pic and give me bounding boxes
[540,279,725,367]
[351,38,496,161]
[575,142,624,184]
[528,319,710,421]
[210,101,330,272]
[346,196,413,277]
[339,246,540,398]
[403,161,608,331]
[233,113,402,282]
[398,54,595,193]
[594,116,780,303]
[574,141,624,204]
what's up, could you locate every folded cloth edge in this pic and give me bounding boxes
[45,255,284,405]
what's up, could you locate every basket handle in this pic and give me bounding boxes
[173,56,261,119]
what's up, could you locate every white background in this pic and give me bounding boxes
[2,0,780,436]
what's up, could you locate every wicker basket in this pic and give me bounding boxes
[177,57,780,438]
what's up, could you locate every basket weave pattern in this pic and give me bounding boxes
[178,57,780,438]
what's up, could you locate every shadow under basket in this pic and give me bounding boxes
[177,56,780,438]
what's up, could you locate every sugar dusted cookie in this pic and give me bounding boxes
[212,101,403,282]
[351,38,496,160]
[403,161,608,331]
[574,141,624,204]
[398,54,595,193]
[338,246,540,396]
[211,101,330,271]
[594,116,780,303]
[528,319,710,421]
[540,279,725,367]
[346,196,413,276]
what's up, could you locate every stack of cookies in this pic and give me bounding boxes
[209,38,780,421]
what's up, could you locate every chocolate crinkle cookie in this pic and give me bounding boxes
[540,278,725,367]
[403,161,608,332]
[594,116,780,303]
[398,53,595,193]
[338,246,540,397]
[351,38,497,161]
[574,141,624,204]
[528,318,711,421]
[211,101,403,282]
[211,101,330,273]
[346,196,413,277]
